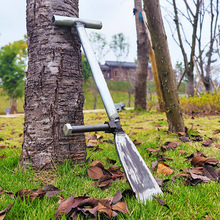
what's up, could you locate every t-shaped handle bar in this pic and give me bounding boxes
[53,15,119,121]
[52,15,102,29]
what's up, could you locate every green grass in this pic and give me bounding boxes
[0,79,186,114]
[0,111,220,219]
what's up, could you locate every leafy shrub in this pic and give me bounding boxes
[180,93,220,113]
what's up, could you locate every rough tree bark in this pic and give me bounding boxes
[141,11,165,112]
[20,0,86,170]
[143,0,185,132]
[134,0,149,110]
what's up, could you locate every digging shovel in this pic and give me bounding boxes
[52,15,162,202]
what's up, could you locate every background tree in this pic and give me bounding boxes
[143,0,185,132]
[88,32,109,109]
[164,0,219,94]
[89,32,109,64]
[20,0,86,170]
[172,0,201,96]
[81,54,92,82]
[110,33,130,63]
[109,33,132,105]
[0,39,27,113]
[196,0,219,91]
[134,0,149,110]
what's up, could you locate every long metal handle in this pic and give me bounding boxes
[63,123,110,136]
[76,23,119,121]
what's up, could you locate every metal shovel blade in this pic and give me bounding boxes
[115,131,162,202]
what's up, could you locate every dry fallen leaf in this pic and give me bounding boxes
[179,137,190,142]
[203,165,219,181]
[133,140,143,146]
[87,166,104,180]
[215,144,220,148]
[42,184,63,198]
[153,196,170,209]
[202,140,213,147]
[157,162,173,175]
[213,129,220,135]
[112,202,129,214]
[0,144,6,149]
[0,203,14,220]
[146,147,161,152]
[191,157,206,167]
[179,150,186,155]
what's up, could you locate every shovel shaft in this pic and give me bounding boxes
[76,23,119,121]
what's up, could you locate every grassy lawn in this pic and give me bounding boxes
[0,110,220,219]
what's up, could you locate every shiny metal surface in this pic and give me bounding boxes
[76,23,119,120]
[52,15,102,29]
[115,131,163,202]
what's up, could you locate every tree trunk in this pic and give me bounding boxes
[143,0,185,132]
[141,11,165,112]
[20,0,86,170]
[134,0,149,110]
[10,98,18,114]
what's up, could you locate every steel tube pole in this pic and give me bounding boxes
[76,23,119,121]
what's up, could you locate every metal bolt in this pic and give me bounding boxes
[63,123,73,136]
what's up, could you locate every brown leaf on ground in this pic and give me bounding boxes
[189,172,211,182]
[191,157,206,167]
[103,139,114,144]
[186,150,207,160]
[106,157,116,165]
[0,144,6,149]
[205,158,219,166]
[42,184,63,198]
[97,202,113,218]
[0,203,14,220]
[179,137,190,142]
[0,154,5,159]
[178,132,186,136]
[15,188,46,202]
[55,196,75,218]
[146,147,161,152]
[112,202,129,214]
[179,150,186,155]
[86,141,98,148]
[112,189,122,205]
[154,177,169,187]
[181,167,203,175]
[93,147,103,152]
[108,166,126,180]
[161,142,179,151]
[203,215,212,220]
[133,140,143,146]
[0,187,14,196]
[203,165,219,181]
[154,123,161,127]
[202,140,213,147]
[215,144,220,148]
[192,136,203,142]
[10,129,15,134]
[213,129,220,135]
[91,160,104,168]
[134,126,144,129]
[97,175,113,189]
[87,166,104,180]
[153,196,170,209]
[157,162,173,175]
[129,132,137,136]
